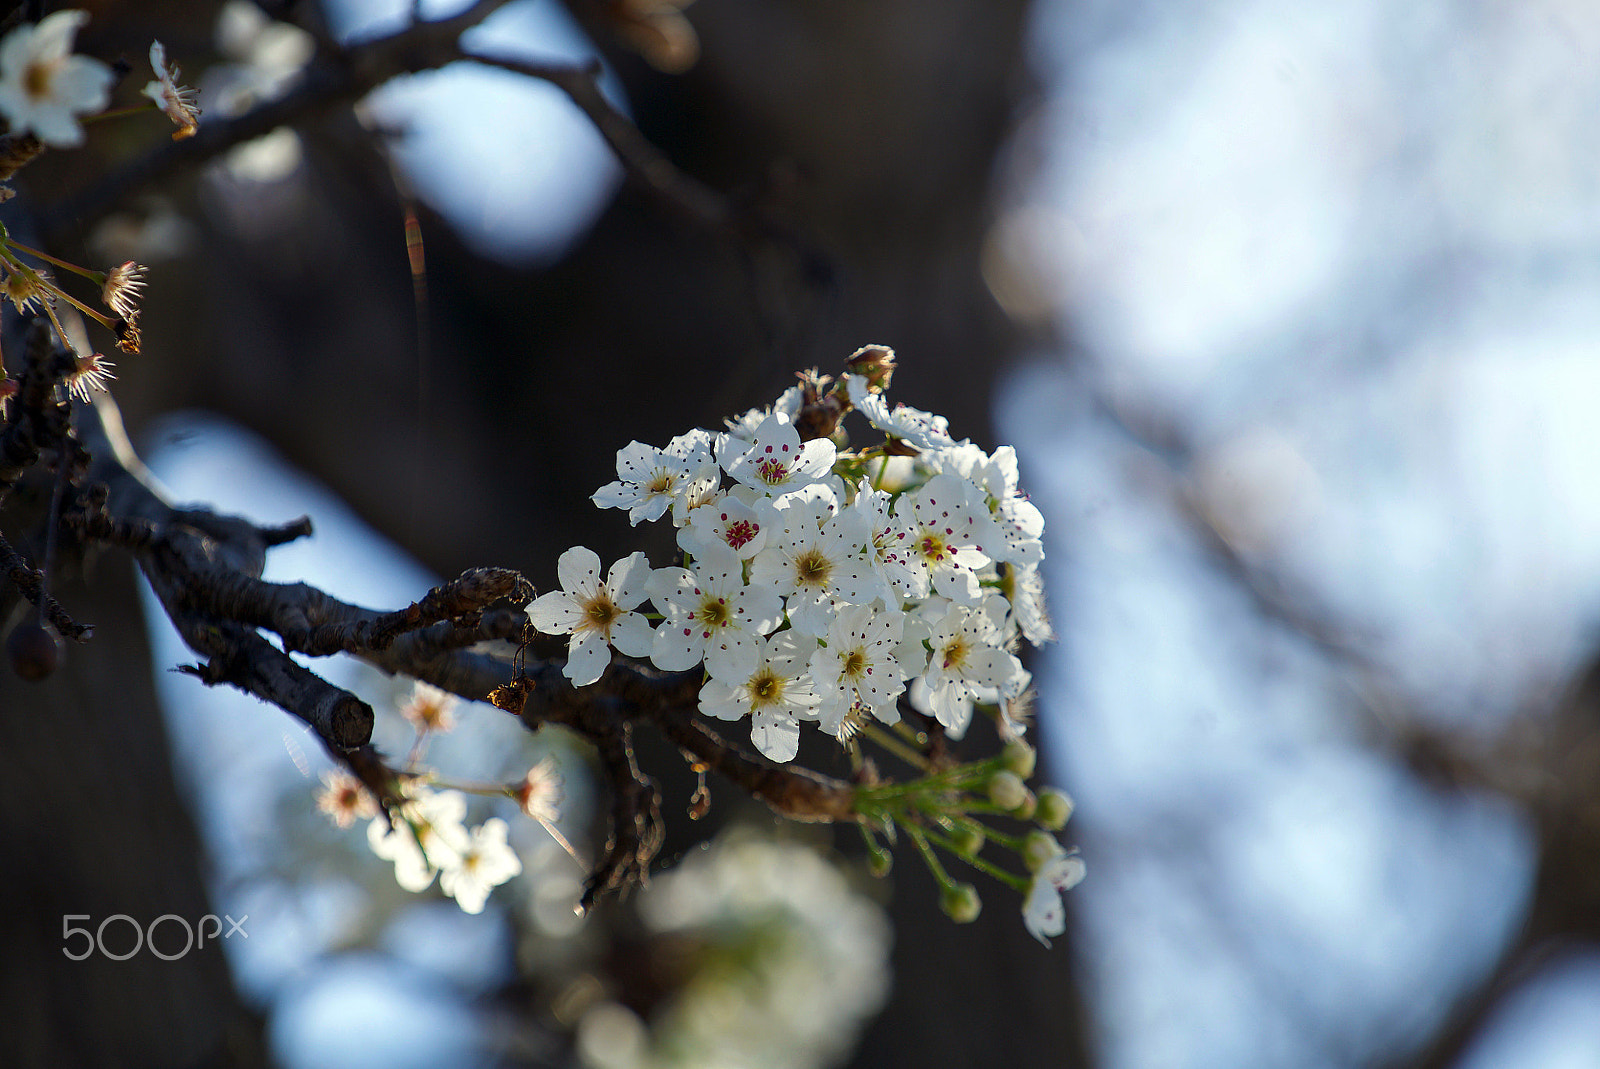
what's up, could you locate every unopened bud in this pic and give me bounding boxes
[1035,788,1075,830]
[844,344,896,391]
[949,823,986,858]
[987,770,1027,810]
[1014,789,1038,821]
[1000,738,1036,778]
[940,881,981,923]
[1022,830,1064,872]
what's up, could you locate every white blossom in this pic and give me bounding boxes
[367,788,469,892]
[1002,561,1054,645]
[748,486,875,637]
[514,757,563,823]
[314,768,376,829]
[648,550,784,681]
[593,432,716,525]
[886,472,1000,605]
[723,384,803,440]
[936,443,1045,566]
[677,486,781,561]
[1023,851,1086,947]
[921,601,1028,735]
[808,606,906,734]
[0,11,112,148]
[527,547,655,686]
[849,486,918,605]
[698,631,820,762]
[399,679,458,734]
[722,411,836,497]
[845,374,955,453]
[439,818,522,914]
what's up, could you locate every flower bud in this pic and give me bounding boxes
[1035,788,1075,830]
[1000,738,1036,778]
[844,344,896,391]
[1013,789,1038,821]
[1022,830,1064,872]
[987,770,1027,810]
[949,823,986,858]
[940,881,981,923]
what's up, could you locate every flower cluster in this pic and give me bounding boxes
[364,785,523,914]
[0,11,202,400]
[0,13,200,149]
[529,365,1051,762]
[315,680,569,916]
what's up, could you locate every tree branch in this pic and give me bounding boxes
[40,0,744,250]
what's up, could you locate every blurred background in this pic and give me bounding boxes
[3,0,1600,1066]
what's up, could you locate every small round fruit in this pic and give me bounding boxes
[8,621,62,681]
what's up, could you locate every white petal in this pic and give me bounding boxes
[526,591,582,634]
[563,632,611,686]
[1023,878,1066,947]
[607,612,656,659]
[750,709,800,762]
[626,495,672,525]
[651,619,706,671]
[703,630,758,682]
[607,551,654,608]
[591,480,639,510]
[698,680,748,721]
[556,546,603,598]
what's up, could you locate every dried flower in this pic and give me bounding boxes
[2,268,47,313]
[114,311,140,355]
[66,351,114,403]
[101,261,146,321]
[0,131,42,186]
[143,41,199,140]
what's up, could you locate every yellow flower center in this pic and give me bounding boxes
[748,669,785,707]
[24,59,59,101]
[584,594,621,631]
[843,649,868,678]
[795,549,832,587]
[699,596,731,628]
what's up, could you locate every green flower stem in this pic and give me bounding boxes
[430,778,507,798]
[923,826,1029,892]
[906,824,959,892]
[87,103,161,124]
[0,245,115,330]
[853,769,972,806]
[951,800,1029,818]
[858,722,932,771]
[963,821,1025,853]
[2,239,100,283]
[871,454,890,491]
